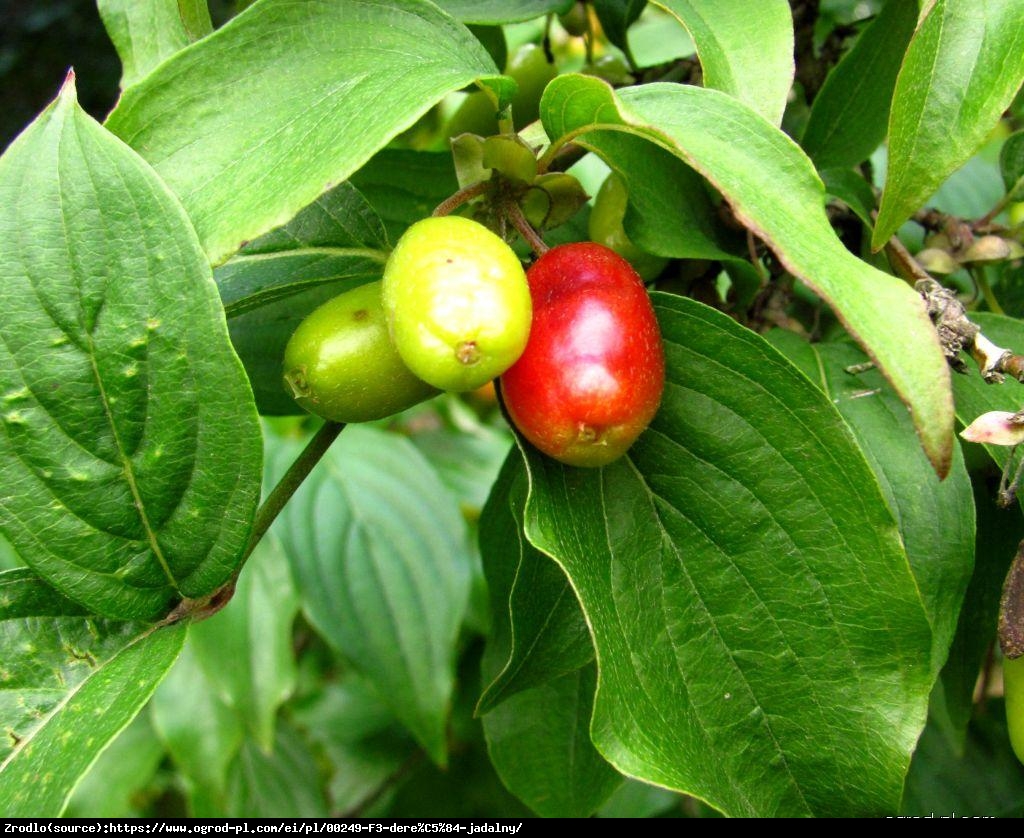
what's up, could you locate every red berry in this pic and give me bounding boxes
[500,242,664,467]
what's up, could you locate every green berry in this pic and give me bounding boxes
[589,172,669,281]
[283,280,436,423]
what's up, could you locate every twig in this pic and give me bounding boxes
[917,278,1024,382]
[883,230,930,286]
[245,420,345,560]
[505,198,549,256]
[433,181,490,217]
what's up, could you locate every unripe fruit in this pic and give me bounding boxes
[382,216,531,392]
[589,173,669,280]
[559,1,589,37]
[283,280,436,423]
[501,242,664,467]
[446,43,557,137]
[1007,655,1024,765]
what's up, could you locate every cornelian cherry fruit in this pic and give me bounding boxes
[500,242,664,467]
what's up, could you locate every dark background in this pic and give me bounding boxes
[0,0,243,150]
[1,0,120,149]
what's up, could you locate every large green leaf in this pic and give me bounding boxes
[223,724,329,817]
[0,81,262,619]
[483,663,622,817]
[406,396,513,516]
[598,779,680,818]
[800,0,919,170]
[592,135,739,260]
[291,675,415,815]
[218,182,390,414]
[98,0,212,89]
[0,536,21,572]
[477,454,593,715]
[540,74,953,475]
[768,332,975,677]
[517,294,933,817]
[1000,130,1024,200]
[931,482,1024,750]
[276,426,470,765]
[591,0,647,58]
[434,0,572,23]
[105,0,499,264]
[65,713,166,818]
[189,537,299,752]
[150,642,245,813]
[0,571,186,816]
[348,150,461,245]
[873,0,1024,247]
[219,182,390,318]
[651,0,793,125]
[902,704,1024,817]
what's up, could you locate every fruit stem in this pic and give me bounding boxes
[505,197,550,256]
[972,265,1006,316]
[244,420,345,562]
[433,181,490,217]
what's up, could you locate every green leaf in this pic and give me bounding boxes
[902,703,1024,817]
[1000,130,1024,201]
[98,0,212,89]
[540,74,954,476]
[518,294,933,817]
[598,778,680,818]
[0,81,262,620]
[0,536,21,572]
[0,568,87,619]
[592,0,647,58]
[477,455,593,715]
[800,0,919,170]
[217,182,390,414]
[349,150,461,245]
[651,0,794,125]
[190,536,299,752]
[483,663,622,817]
[65,713,165,818]
[291,675,414,815]
[931,485,1024,749]
[276,426,471,765]
[405,397,513,516]
[150,642,244,811]
[434,0,572,24]
[873,0,1024,247]
[596,135,740,260]
[0,609,185,817]
[105,0,498,265]
[821,167,878,227]
[223,724,329,817]
[767,333,975,677]
[221,181,389,314]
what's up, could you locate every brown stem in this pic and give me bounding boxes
[505,198,550,256]
[432,180,490,217]
[882,230,930,286]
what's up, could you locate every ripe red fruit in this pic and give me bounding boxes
[500,242,664,467]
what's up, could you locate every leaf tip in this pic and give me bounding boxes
[59,68,78,100]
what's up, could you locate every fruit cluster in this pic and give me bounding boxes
[283,216,664,467]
